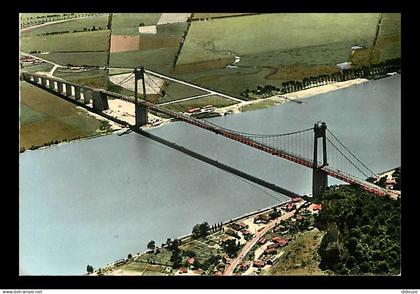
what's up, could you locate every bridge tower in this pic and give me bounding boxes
[134,67,149,128]
[312,121,328,198]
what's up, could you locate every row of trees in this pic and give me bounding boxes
[316,185,400,275]
[241,58,401,98]
[40,26,106,36]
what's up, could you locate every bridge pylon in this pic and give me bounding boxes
[312,121,328,198]
[134,66,149,128]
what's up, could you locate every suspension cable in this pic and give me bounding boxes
[327,129,377,177]
[326,137,371,179]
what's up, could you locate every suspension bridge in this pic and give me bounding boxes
[20,67,388,198]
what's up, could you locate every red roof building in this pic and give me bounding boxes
[179,267,188,274]
[187,257,195,265]
[253,260,266,268]
[242,229,251,236]
[264,248,277,255]
[258,237,267,245]
[267,243,280,249]
[272,237,288,247]
[240,262,250,271]
[312,204,322,211]
[186,107,200,113]
[286,203,296,212]
[292,196,302,203]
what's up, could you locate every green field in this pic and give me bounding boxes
[112,13,161,35]
[161,95,237,112]
[21,15,110,37]
[20,81,109,149]
[177,13,380,65]
[161,81,207,102]
[156,22,188,36]
[21,30,110,52]
[35,51,108,66]
[21,62,54,73]
[109,47,178,73]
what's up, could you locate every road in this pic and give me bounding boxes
[223,210,295,275]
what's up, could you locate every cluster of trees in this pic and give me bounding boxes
[316,185,400,275]
[241,58,401,98]
[191,221,223,239]
[221,239,241,258]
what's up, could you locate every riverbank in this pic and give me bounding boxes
[217,78,369,114]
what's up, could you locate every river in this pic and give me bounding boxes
[19,75,400,275]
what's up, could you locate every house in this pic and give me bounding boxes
[292,196,302,203]
[253,260,266,268]
[258,237,267,245]
[187,257,195,266]
[179,267,188,274]
[264,248,277,255]
[259,214,271,224]
[296,215,304,222]
[240,262,250,271]
[312,204,322,211]
[254,215,261,224]
[242,229,251,236]
[267,243,280,249]
[214,271,223,276]
[272,237,288,247]
[286,203,296,212]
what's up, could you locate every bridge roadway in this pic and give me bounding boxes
[21,71,386,197]
[99,89,387,197]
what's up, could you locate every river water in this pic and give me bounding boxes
[19,75,400,275]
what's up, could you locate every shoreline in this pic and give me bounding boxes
[217,78,370,114]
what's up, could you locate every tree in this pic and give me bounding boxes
[127,254,132,259]
[147,240,156,251]
[221,239,241,258]
[86,264,94,274]
[192,222,210,239]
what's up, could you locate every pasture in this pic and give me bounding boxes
[112,13,161,35]
[20,30,110,53]
[20,82,106,149]
[109,47,178,73]
[21,15,110,37]
[177,13,380,66]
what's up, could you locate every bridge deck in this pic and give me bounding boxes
[21,71,387,197]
